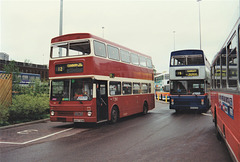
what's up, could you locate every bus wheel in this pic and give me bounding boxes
[143,102,148,115]
[111,107,118,124]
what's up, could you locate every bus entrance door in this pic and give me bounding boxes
[96,81,108,122]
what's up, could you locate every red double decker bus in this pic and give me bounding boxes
[49,33,155,124]
[210,18,240,161]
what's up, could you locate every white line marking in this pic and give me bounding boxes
[201,113,212,117]
[17,129,38,134]
[0,128,73,145]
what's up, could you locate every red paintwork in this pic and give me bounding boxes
[108,94,155,119]
[210,91,240,161]
[50,93,155,123]
[49,56,153,80]
[50,99,97,123]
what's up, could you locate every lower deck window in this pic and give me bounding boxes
[109,81,121,95]
[122,82,132,95]
[133,83,140,94]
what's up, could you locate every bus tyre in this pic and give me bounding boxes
[111,107,118,124]
[143,102,148,115]
[74,122,81,128]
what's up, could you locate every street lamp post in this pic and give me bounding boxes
[197,0,202,50]
[102,27,105,38]
[59,0,63,36]
[59,0,63,57]
[173,31,176,51]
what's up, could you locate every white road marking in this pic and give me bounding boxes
[17,129,38,134]
[0,128,73,145]
[201,113,212,117]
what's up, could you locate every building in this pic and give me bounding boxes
[0,52,9,61]
[0,59,48,81]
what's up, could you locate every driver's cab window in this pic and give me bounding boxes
[71,79,93,101]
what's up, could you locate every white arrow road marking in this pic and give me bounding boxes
[17,129,38,134]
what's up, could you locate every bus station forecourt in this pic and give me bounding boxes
[48,16,240,161]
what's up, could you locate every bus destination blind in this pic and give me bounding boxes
[176,69,199,77]
[55,63,83,74]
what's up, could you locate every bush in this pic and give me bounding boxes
[0,104,9,126]
[8,94,49,123]
[13,80,49,96]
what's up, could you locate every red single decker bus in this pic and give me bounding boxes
[210,18,240,162]
[49,33,155,124]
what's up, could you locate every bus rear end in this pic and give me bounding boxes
[169,80,210,112]
[169,49,210,112]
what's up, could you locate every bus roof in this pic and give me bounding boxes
[171,49,204,56]
[51,33,152,58]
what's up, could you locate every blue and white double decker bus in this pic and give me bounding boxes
[169,49,211,112]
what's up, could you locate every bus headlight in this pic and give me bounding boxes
[51,110,55,116]
[87,111,92,117]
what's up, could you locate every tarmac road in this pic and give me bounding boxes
[0,101,232,162]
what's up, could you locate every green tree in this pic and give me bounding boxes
[3,60,21,92]
[3,60,20,81]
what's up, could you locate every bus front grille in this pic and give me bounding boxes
[175,100,201,106]
[57,111,74,116]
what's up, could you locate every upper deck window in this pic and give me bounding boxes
[120,49,130,63]
[69,42,91,56]
[139,56,147,67]
[51,43,68,58]
[94,41,106,58]
[51,41,90,58]
[171,54,204,66]
[146,58,153,68]
[108,45,120,61]
[131,53,139,65]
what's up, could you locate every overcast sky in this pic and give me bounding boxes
[1,0,239,72]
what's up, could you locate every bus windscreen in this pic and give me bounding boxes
[51,78,93,101]
[171,54,204,66]
[51,40,91,58]
[170,80,205,95]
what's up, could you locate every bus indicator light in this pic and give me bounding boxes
[171,99,174,105]
[201,99,204,105]
[109,73,115,78]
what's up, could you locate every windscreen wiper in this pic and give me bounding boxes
[59,96,63,104]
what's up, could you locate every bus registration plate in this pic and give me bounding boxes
[190,107,198,109]
[74,119,85,122]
